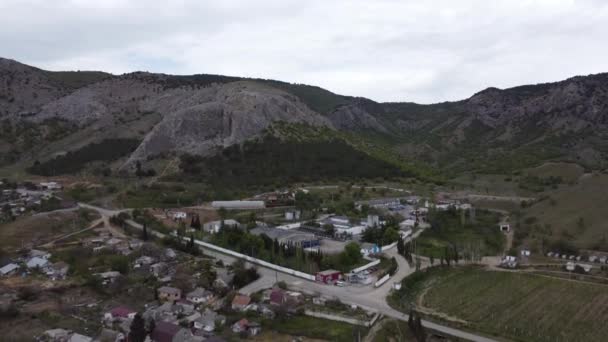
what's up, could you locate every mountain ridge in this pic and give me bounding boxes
[2,57,608,179]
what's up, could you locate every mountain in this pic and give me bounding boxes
[2,57,608,183]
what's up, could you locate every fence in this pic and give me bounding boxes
[381,241,398,252]
[304,310,380,327]
[374,274,390,287]
[126,219,316,281]
[351,259,380,274]
[179,235,316,281]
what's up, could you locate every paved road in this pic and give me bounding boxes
[82,203,497,342]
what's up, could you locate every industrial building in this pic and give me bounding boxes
[250,227,320,249]
[203,219,242,234]
[211,200,265,210]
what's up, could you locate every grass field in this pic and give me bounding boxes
[0,209,99,251]
[524,162,585,184]
[518,172,608,251]
[418,267,608,342]
[262,315,367,342]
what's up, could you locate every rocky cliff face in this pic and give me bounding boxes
[0,58,67,117]
[467,74,608,131]
[125,81,332,165]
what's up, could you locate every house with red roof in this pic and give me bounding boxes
[269,288,286,306]
[231,294,251,311]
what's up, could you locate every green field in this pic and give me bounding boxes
[517,173,608,252]
[413,267,608,342]
[416,208,504,259]
[263,315,366,342]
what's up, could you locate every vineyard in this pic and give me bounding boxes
[421,267,608,342]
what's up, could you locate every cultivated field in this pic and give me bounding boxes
[421,267,608,342]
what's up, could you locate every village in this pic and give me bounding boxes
[4,178,607,342]
[0,179,477,342]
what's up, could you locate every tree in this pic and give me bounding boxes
[382,227,400,245]
[191,214,202,230]
[142,223,148,241]
[397,237,405,256]
[218,207,227,223]
[323,223,335,237]
[129,313,147,342]
[135,161,144,179]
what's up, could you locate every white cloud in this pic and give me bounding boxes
[1,0,607,103]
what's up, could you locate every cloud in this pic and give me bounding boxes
[1,0,607,103]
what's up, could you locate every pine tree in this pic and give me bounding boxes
[142,223,148,241]
[129,313,147,342]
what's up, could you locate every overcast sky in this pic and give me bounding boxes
[1,0,607,103]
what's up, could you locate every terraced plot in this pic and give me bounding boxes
[422,267,608,342]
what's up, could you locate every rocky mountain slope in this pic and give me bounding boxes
[2,57,608,177]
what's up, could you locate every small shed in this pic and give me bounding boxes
[315,270,341,284]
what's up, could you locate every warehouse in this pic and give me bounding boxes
[211,200,265,210]
[250,227,320,248]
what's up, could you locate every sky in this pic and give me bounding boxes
[1,0,608,103]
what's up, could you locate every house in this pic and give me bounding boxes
[186,287,214,304]
[285,210,301,221]
[30,249,51,259]
[285,291,303,306]
[172,211,187,221]
[39,182,62,191]
[193,309,226,332]
[43,328,70,341]
[104,306,137,323]
[316,270,341,284]
[95,271,121,285]
[399,219,416,229]
[150,262,168,278]
[231,319,261,336]
[27,256,49,269]
[247,322,262,336]
[164,248,177,260]
[151,321,182,342]
[203,219,241,234]
[47,261,69,280]
[0,263,19,276]
[231,294,251,311]
[133,256,155,269]
[258,304,275,319]
[269,288,286,306]
[157,286,182,302]
[231,318,249,334]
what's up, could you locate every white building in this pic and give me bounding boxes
[172,211,187,220]
[285,210,301,221]
[399,219,416,229]
[26,257,49,269]
[0,263,19,276]
[203,219,241,234]
[211,200,265,210]
[39,182,62,190]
